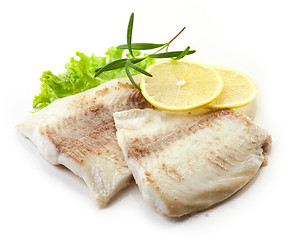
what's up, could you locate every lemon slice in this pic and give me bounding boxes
[206,66,258,109]
[140,60,223,111]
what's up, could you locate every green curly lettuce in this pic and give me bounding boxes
[33,47,155,110]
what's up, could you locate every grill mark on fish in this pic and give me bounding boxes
[125,109,270,170]
[205,155,234,171]
[207,157,227,170]
[42,84,152,164]
[216,156,234,167]
[161,164,185,182]
[126,109,238,160]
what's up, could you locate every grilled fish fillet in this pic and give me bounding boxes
[114,109,271,217]
[17,76,151,207]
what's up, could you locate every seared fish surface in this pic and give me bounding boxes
[114,109,271,217]
[17,76,151,207]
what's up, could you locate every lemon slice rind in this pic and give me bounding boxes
[206,66,258,109]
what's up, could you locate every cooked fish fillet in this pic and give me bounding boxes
[114,109,271,217]
[17,76,151,207]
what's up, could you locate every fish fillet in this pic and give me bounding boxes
[17,76,151,207]
[114,108,271,217]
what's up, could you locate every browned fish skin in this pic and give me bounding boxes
[17,76,152,207]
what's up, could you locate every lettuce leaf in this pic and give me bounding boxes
[33,47,155,110]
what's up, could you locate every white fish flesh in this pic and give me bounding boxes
[114,108,271,217]
[17,76,151,207]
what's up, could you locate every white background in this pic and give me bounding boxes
[1,0,290,239]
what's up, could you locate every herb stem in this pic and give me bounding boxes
[168,27,186,45]
[152,27,186,55]
[153,43,168,54]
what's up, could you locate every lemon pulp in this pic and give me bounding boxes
[140,60,224,111]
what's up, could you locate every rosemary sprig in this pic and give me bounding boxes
[95,13,196,90]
